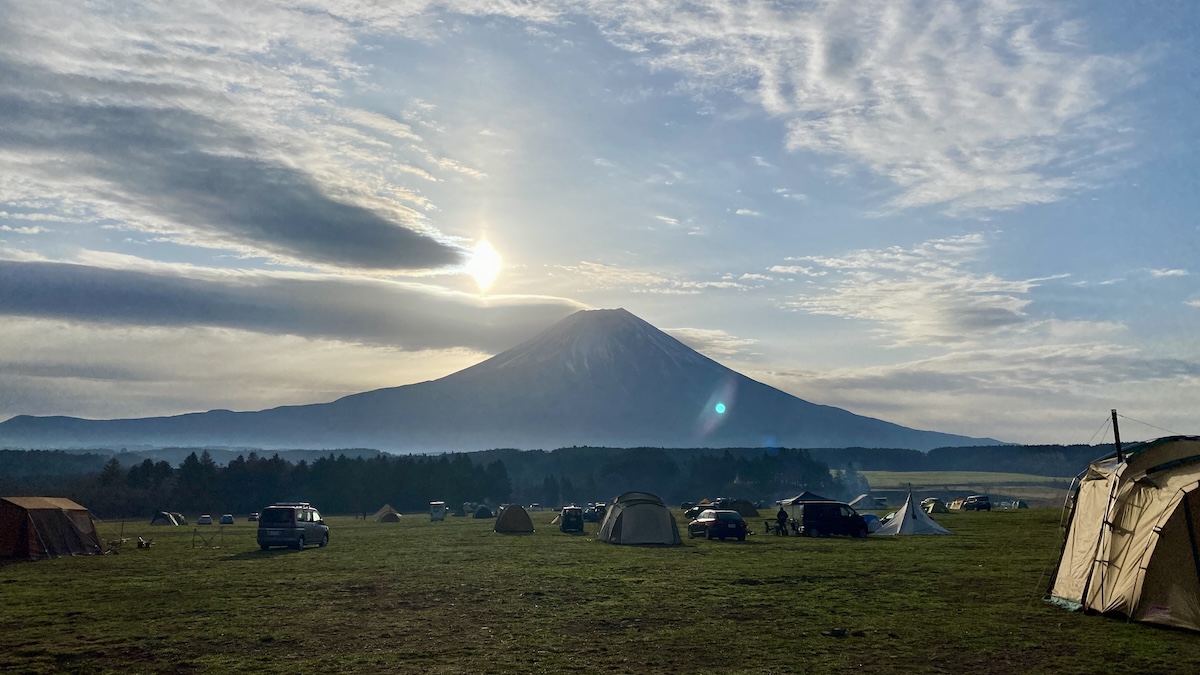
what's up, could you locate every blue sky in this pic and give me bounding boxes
[1,0,1196,444]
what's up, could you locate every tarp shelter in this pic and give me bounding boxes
[597,492,681,545]
[714,498,759,518]
[473,505,494,519]
[784,491,831,505]
[947,498,966,510]
[849,494,886,510]
[494,504,534,534]
[1008,500,1029,509]
[875,491,951,536]
[922,498,950,514]
[1049,436,1200,631]
[372,505,402,523]
[0,497,103,561]
[150,511,181,526]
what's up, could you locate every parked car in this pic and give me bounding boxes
[197,514,213,525]
[256,502,329,550]
[684,506,704,519]
[786,501,868,538]
[248,512,259,522]
[687,509,747,541]
[218,514,234,525]
[962,495,992,512]
[558,506,585,533]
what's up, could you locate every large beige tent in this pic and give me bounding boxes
[876,491,951,536]
[1050,436,1200,631]
[372,504,402,523]
[597,492,681,545]
[0,497,103,560]
[922,498,950,514]
[494,504,534,534]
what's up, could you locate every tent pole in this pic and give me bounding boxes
[1112,409,1124,463]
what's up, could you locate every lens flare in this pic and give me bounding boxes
[715,403,726,414]
[467,239,502,291]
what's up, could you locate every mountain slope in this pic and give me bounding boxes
[0,308,1000,451]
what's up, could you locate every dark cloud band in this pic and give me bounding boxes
[0,260,581,351]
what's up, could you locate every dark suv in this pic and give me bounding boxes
[785,501,868,538]
[962,495,991,511]
[257,502,329,550]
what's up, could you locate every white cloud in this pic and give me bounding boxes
[786,233,1081,346]
[773,188,808,201]
[1186,300,1200,309]
[663,327,757,359]
[747,343,1200,443]
[769,265,824,277]
[0,225,45,235]
[735,208,762,216]
[554,261,749,294]
[654,215,680,227]
[0,318,491,421]
[430,0,1138,214]
[1150,268,1189,277]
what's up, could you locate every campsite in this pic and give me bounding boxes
[4,506,1200,673]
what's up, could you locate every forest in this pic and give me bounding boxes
[0,441,1115,519]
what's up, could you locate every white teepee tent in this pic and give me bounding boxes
[876,490,951,536]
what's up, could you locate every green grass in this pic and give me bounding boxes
[2,510,1198,674]
[862,471,1073,505]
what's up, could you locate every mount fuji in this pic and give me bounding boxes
[0,308,1000,451]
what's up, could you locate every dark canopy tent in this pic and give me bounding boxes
[473,505,494,519]
[0,497,103,561]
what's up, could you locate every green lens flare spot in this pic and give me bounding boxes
[715,403,726,414]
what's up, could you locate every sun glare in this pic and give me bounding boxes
[467,239,502,291]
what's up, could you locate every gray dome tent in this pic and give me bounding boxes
[494,504,534,534]
[596,492,681,545]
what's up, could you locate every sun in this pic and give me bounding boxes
[466,239,502,291]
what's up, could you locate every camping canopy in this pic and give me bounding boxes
[597,492,681,545]
[1050,436,1200,631]
[494,504,534,534]
[784,491,831,505]
[0,497,103,560]
[372,504,402,523]
[875,491,951,536]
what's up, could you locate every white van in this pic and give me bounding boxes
[429,501,447,521]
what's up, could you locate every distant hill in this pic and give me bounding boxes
[0,308,1001,452]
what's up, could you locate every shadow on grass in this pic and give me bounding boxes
[221,548,308,561]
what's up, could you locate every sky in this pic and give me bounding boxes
[1,0,1197,446]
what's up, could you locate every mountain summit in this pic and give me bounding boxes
[0,308,999,451]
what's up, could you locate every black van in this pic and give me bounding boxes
[785,501,868,538]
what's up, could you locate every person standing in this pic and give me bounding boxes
[776,505,788,536]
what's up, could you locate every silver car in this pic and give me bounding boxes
[256,502,329,550]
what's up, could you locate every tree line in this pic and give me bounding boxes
[23,451,513,519]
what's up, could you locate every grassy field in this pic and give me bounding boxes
[861,471,1073,505]
[3,509,1199,674]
